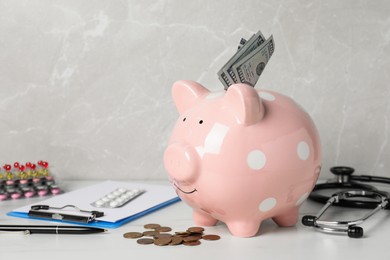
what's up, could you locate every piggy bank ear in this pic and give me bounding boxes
[172,80,210,114]
[224,84,264,125]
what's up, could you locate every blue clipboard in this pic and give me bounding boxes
[7,180,180,228]
[7,197,180,228]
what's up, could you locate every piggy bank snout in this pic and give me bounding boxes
[164,143,199,182]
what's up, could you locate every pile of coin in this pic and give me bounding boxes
[123,223,220,246]
[217,30,275,89]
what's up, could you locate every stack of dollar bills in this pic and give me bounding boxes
[218,31,274,89]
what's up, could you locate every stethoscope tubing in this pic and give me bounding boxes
[351,175,390,184]
[309,177,390,209]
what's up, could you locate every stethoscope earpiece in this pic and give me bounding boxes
[347,226,363,238]
[301,215,316,227]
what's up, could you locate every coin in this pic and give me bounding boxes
[123,232,143,239]
[144,223,161,229]
[155,226,172,232]
[187,227,205,233]
[189,233,203,240]
[154,237,172,246]
[170,236,183,245]
[143,230,160,237]
[183,235,201,242]
[202,234,221,241]
[183,240,201,246]
[175,231,191,236]
[137,238,154,245]
[154,233,172,239]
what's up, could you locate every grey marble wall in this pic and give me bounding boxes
[0,0,389,180]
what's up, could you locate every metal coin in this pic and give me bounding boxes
[187,226,205,233]
[144,223,161,229]
[154,233,172,239]
[154,237,172,246]
[123,232,143,239]
[155,226,172,232]
[183,235,201,242]
[137,238,155,245]
[143,230,160,237]
[183,240,201,246]
[189,233,203,240]
[175,231,191,236]
[169,236,183,246]
[202,234,221,241]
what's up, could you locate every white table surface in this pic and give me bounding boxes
[1,180,389,260]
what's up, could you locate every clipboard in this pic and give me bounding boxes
[7,180,180,228]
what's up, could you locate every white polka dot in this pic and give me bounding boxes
[247,150,266,170]
[259,92,276,101]
[259,198,277,212]
[297,141,310,160]
[295,192,309,206]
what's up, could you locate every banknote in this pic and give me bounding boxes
[224,31,266,85]
[237,38,247,50]
[217,35,254,89]
[217,31,266,89]
[231,35,274,87]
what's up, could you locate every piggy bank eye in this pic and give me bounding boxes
[199,120,203,124]
[182,117,187,122]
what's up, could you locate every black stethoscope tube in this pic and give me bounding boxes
[351,175,390,184]
[308,166,390,209]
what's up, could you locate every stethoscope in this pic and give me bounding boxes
[302,166,390,238]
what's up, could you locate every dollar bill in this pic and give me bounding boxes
[231,35,274,87]
[237,38,247,50]
[218,71,232,90]
[217,35,254,89]
[224,31,266,85]
[217,31,266,89]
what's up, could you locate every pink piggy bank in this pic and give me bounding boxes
[164,80,321,237]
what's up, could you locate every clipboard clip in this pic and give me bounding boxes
[28,205,104,223]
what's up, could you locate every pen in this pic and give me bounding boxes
[0,225,107,234]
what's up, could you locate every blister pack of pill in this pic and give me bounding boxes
[91,187,145,208]
[0,161,61,201]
